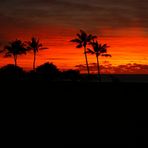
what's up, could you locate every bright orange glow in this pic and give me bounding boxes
[0,26,148,74]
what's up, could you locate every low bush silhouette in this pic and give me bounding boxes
[0,64,26,80]
[27,62,60,80]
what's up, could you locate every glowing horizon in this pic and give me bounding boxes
[0,0,148,74]
[0,27,148,73]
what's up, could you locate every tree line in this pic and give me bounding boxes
[0,30,111,80]
[71,30,111,81]
[0,37,47,70]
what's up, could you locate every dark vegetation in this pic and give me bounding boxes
[0,31,147,145]
[0,31,111,82]
[1,77,147,145]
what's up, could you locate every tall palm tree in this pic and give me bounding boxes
[87,41,111,81]
[70,30,97,75]
[27,37,47,71]
[4,39,26,67]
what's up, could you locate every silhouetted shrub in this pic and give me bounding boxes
[35,62,60,80]
[0,64,25,80]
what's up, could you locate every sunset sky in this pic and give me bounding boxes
[0,0,148,73]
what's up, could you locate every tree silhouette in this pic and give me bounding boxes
[27,37,47,71]
[70,30,97,75]
[87,41,111,81]
[0,64,25,80]
[4,39,26,67]
[35,62,60,79]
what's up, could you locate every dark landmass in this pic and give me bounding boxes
[0,64,147,145]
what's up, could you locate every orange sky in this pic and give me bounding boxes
[0,0,148,73]
[0,26,148,74]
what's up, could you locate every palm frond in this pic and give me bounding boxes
[70,38,81,43]
[87,34,97,42]
[26,37,44,53]
[26,46,32,51]
[76,44,83,48]
[100,48,107,53]
[4,39,27,56]
[87,48,95,54]
[101,54,112,57]
[87,34,92,42]
[102,44,110,48]
[91,35,97,40]
[4,45,12,50]
[76,33,82,39]
[80,30,87,40]
[40,47,48,50]
[80,30,87,36]
[100,44,110,53]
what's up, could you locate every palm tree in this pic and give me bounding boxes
[87,41,111,81]
[27,37,47,71]
[4,39,26,67]
[70,30,97,75]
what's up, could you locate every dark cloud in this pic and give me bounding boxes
[75,63,148,74]
[0,0,147,48]
[0,0,148,30]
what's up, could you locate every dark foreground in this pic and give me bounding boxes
[0,80,148,145]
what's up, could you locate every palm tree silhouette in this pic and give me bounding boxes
[4,39,26,67]
[87,41,111,81]
[70,30,97,75]
[27,37,47,71]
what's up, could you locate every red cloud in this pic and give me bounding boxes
[75,63,148,74]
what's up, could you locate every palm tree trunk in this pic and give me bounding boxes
[96,55,101,82]
[14,55,17,67]
[84,46,90,75]
[33,52,36,71]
